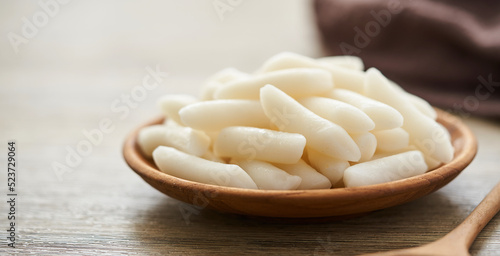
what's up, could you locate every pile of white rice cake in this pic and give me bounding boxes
[138,52,454,190]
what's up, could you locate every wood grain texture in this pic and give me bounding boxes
[362,181,500,256]
[123,109,477,218]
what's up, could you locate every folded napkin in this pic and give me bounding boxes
[314,0,500,118]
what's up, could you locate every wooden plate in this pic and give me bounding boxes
[123,109,477,218]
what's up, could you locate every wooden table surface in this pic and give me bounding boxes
[1,1,499,255]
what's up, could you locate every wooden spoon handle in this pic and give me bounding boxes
[444,181,500,249]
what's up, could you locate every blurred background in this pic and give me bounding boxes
[0,1,499,254]
[0,0,320,145]
[0,0,320,85]
[0,0,500,255]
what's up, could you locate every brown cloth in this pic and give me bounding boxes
[314,0,500,118]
